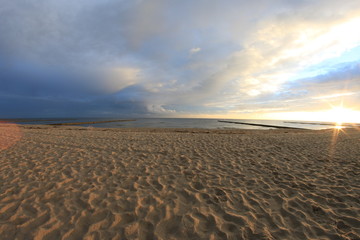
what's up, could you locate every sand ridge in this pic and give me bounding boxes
[0,125,360,239]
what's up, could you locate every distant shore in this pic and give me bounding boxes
[1,125,359,239]
[0,119,135,124]
[48,119,136,126]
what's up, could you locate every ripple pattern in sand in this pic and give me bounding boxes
[0,127,359,239]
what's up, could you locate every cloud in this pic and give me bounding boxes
[312,92,356,100]
[240,61,360,112]
[190,48,201,55]
[101,67,141,93]
[1,0,360,117]
[146,104,176,114]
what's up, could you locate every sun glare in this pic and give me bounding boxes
[334,125,344,130]
[264,106,360,124]
[324,106,360,125]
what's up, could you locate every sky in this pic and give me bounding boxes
[1,0,360,122]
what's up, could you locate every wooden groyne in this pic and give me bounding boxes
[218,120,307,130]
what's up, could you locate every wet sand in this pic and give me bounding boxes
[1,124,359,239]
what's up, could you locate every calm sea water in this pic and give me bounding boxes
[7,118,358,130]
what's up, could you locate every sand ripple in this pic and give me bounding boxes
[1,126,359,239]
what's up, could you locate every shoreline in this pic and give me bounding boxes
[1,125,359,239]
[2,118,358,130]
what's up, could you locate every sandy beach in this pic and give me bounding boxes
[0,124,359,240]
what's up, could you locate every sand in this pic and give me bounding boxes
[0,124,359,240]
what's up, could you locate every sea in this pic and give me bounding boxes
[4,118,359,130]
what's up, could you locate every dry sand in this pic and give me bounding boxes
[0,124,359,240]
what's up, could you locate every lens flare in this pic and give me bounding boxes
[0,122,22,151]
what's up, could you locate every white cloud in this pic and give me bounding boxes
[102,67,141,93]
[190,47,201,54]
[146,104,175,114]
[312,92,357,100]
